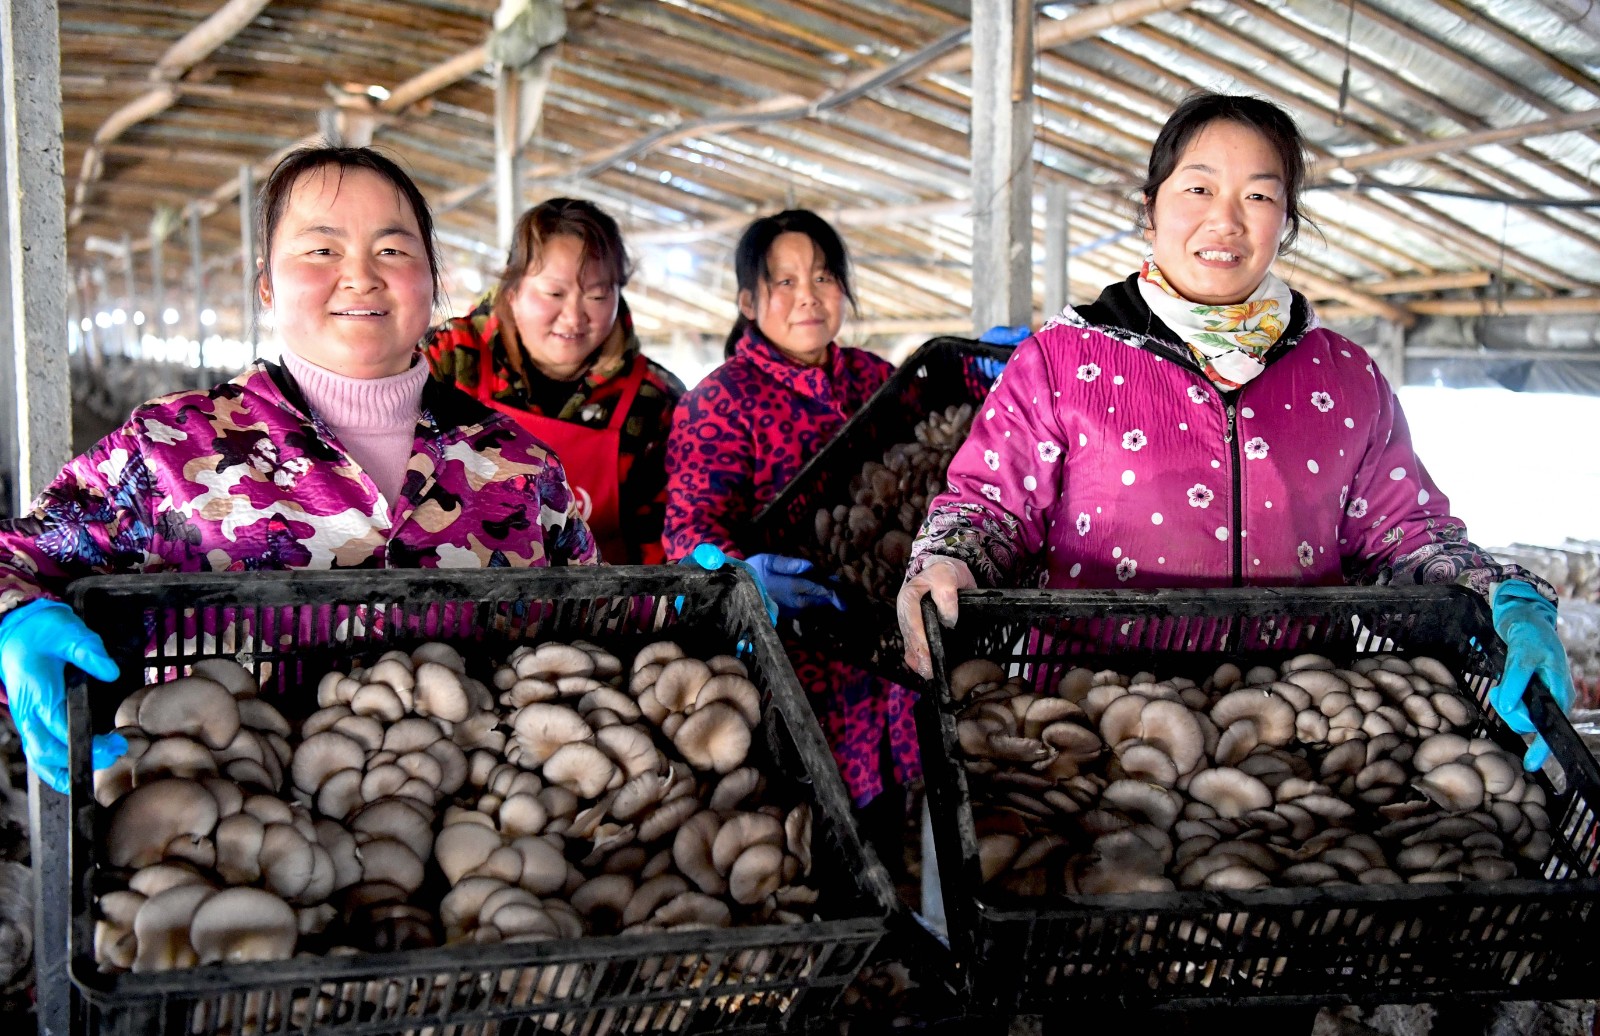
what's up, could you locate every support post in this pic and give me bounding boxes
[189,206,205,379]
[970,0,1035,334]
[3,0,72,503]
[1043,181,1070,322]
[494,51,556,253]
[1375,319,1407,385]
[121,233,136,357]
[494,64,524,253]
[239,163,256,358]
[151,223,166,339]
[0,79,14,517]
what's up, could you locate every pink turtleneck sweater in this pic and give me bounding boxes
[280,346,428,508]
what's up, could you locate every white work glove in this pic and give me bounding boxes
[897,557,976,680]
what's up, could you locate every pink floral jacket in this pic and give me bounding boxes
[911,282,1549,601]
[0,361,598,623]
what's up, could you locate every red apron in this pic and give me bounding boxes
[474,347,645,563]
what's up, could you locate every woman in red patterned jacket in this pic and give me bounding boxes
[425,199,684,564]
[663,210,919,810]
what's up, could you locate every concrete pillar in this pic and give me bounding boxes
[240,163,256,358]
[0,84,13,517]
[970,0,1034,334]
[3,0,72,504]
[1043,181,1070,322]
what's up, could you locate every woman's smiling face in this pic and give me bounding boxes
[1145,119,1288,306]
[260,165,434,378]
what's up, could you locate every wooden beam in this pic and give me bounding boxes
[1275,263,1416,327]
[1333,108,1600,173]
[1407,297,1600,317]
[925,0,1197,76]
[1363,272,1493,295]
[68,0,272,226]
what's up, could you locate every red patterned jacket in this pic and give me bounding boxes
[663,328,917,806]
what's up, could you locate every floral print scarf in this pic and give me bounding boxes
[1137,256,1291,389]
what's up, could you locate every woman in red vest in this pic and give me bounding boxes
[425,199,684,563]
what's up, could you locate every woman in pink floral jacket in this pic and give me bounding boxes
[899,93,1553,683]
[0,146,594,792]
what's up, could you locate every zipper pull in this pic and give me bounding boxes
[1224,403,1236,444]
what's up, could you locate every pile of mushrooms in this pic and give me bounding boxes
[288,642,491,951]
[94,635,823,986]
[92,659,365,971]
[811,403,974,602]
[432,639,818,947]
[950,652,1554,898]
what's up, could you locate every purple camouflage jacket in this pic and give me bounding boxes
[911,284,1547,600]
[0,361,598,630]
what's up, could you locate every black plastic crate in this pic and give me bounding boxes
[62,566,896,1035]
[918,585,1600,1013]
[751,336,1009,683]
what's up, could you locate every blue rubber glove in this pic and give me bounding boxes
[978,324,1030,346]
[1490,581,1576,772]
[681,544,781,625]
[0,599,125,793]
[748,553,844,616]
[681,544,842,621]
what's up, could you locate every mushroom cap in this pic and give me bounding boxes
[579,688,642,723]
[235,698,290,738]
[512,704,592,766]
[594,725,661,780]
[632,641,686,674]
[653,658,714,714]
[382,717,444,755]
[652,891,731,929]
[1137,699,1206,775]
[709,767,763,811]
[728,843,785,905]
[509,835,570,895]
[522,643,595,681]
[1414,761,1486,814]
[349,683,406,723]
[950,659,1007,701]
[436,822,505,885]
[1102,780,1183,831]
[672,702,751,773]
[413,662,472,723]
[1210,689,1296,748]
[133,736,218,784]
[107,778,220,869]
[1187,768,1274,819]
[571,873,635,922]
[214,812,266,885]
[1414,733,1472,774]
[138,676,241,751]
[357,837,426,894]
[352,797,435,861]
[132,883,217,972]
[497,793,549,837]
[259,822,318,901]
[637,796,701,845]
[691,675,763,727]
[623,874,690,927]
[711,812,785,874]
[673,811,726,896]
[542,742,620,800]
[291,731,367,797]
[189,888,298,965]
